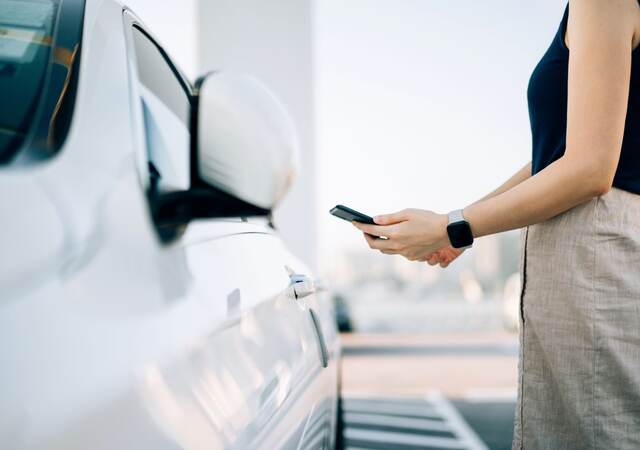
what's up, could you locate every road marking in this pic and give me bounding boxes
[342,392,488,450]
[344,412,452,432]
[344,428,466,448]
[426,390,488,450]
[343,399,440,419]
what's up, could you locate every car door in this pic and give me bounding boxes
[122,11,333,449]
[170,222,331,449]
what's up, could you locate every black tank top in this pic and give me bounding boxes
[528,4,640,194]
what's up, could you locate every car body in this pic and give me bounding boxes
[0,0,340,449]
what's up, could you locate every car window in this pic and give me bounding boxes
[131,26,191,193]
[0,0,85,165]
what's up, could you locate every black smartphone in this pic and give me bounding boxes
[330,205,376,225]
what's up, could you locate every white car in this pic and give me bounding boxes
[0,1,340,449]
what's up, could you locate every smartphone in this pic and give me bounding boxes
[329,205,376,225]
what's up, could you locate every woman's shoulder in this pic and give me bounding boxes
[566,0,640,51]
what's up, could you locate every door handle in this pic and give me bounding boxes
[284,267,329,368]
[285,266,316,300]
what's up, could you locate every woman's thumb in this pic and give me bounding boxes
[374,210,408,225]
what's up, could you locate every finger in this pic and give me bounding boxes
[363,233,376,249]
[439,248,454,258]
[353,221,392,237]
[373,209,410,225]
[363,233,395,251]
[433,250,447,260]
[425,253,437,262]
[444,254,458,264]
[441,248,459,261]
[439,260,450,268]
[427,255,439,265]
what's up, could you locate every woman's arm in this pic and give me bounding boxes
[354,0,637,260]
[465,0,634,238]
[424,161,532,267]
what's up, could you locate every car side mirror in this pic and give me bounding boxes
[151,72,299,239]
[195,72,299,210]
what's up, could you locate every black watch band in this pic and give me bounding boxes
[446,209,474,249]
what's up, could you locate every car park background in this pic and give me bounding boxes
[127,1,565,448]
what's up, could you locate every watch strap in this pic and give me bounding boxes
[448,209,466,225]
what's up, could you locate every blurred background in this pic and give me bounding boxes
[126,1,566,448]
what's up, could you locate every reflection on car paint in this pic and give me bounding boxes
[138,290,319,449]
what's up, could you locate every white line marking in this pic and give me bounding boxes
[343,399,440,418]
[344,412,453,432]
[344,393,436,405]
[344,427,466,448]
[426,390,489,450]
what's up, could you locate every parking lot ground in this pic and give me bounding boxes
[340,332,518,450]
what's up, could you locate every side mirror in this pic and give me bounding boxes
[151,72,299,238]
[195,72,299,210]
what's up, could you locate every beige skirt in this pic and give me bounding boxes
[512,187,640,450]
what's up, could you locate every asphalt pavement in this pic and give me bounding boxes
[340,332,517,450]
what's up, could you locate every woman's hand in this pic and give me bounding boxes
[352,209,451,261]
[424,245,465,268]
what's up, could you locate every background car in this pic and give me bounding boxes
[0,0,340,449]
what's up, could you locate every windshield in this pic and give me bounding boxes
[0,0,85,165]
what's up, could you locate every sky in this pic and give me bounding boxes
[315,0,567,268]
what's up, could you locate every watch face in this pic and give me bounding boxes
[447,221,474,248]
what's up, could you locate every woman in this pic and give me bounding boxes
[353,1,640,448]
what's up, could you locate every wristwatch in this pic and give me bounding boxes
[446,209,474,249]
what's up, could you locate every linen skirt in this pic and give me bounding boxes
[512,187,640,450]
